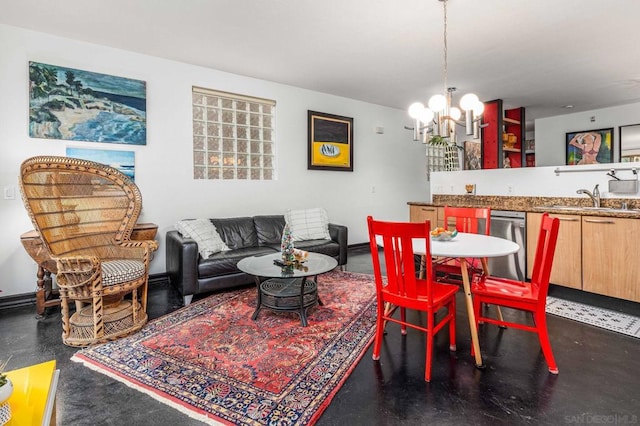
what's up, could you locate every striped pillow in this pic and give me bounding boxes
[175,219,230,258]
[285,208,331,241]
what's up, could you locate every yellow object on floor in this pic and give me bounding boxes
[4,360,58,426]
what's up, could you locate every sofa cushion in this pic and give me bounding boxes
[285,207,331,241]
[198,246,276,277]
[175,219,230,258]
[254,215,286,246]
[267,239,340,259]
[102,259,146,286]
[211,217,258,250]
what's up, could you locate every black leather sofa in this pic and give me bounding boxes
[166,215,348,305]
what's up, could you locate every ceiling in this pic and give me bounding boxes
[3,0,640,129]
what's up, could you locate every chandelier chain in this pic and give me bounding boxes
[442,0,448,95]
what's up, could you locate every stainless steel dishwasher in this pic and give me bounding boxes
[485,210,526,281]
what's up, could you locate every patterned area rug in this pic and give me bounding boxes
[546,296,640,338]
[72,271,377,425]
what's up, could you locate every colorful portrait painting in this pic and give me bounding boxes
[566,128,613,165]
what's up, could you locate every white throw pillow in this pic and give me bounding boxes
[285,208,331,242]
[175,219,230,258]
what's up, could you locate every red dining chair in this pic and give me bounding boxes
[367,216,459,382]
[471,213,560,374]
[432,206,491,284]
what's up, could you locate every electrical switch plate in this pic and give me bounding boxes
[3,186,15,200]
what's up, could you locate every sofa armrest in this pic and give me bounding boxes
[166,230,199,298]
[328,223,348,266]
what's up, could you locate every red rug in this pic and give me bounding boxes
[72,271,377,425]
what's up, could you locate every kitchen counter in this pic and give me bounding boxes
[409,195,640,218]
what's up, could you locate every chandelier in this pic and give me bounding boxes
[407,0,484,144]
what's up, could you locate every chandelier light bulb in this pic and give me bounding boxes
[428,94,447,113]
[408,102,425,119]
[449,107,462,121]
[459,93,480,111]
[472,101,485,116]
[418,108,435,124]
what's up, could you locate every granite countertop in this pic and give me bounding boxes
[408,195,640,218]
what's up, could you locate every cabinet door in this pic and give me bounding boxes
[582,216,639,302]
[437,207,445,229]
[527,212,582,289]
[409,205,438,229]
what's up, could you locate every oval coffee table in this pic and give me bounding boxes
[237,252,338,326]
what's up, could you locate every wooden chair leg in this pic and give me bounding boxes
[372,304,386,360]
[400,307,407,335]
[60,296,71,340]
[535,311,559,374]
[92,295,104,339]
[425,313,435,382]
[449,298,457,351]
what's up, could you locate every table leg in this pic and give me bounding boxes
[460,259,485,368]
[251,276,263,320]
[299,278,308,327]
[313,275,324,306]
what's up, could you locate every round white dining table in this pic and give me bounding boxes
[376,232,520,368]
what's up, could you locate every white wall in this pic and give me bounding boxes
[535,103,640,167]
[0,24,429,297]
[430,101,640,200]
[431,164,640,200]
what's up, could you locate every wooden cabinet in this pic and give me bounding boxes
[409,204,437,226]
[409,205,444,229]
[527,212,582,289]
[582,216,639,302]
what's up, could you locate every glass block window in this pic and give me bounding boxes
[192,87,276,180]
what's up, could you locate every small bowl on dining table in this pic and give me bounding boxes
[431,229,458,241]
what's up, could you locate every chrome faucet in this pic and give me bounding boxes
[577,184,600,207]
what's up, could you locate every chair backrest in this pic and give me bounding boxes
[367,216,435,307]
[443,206,491,235]
[530,213,560,300]
[19,156,142,259]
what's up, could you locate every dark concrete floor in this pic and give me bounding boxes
[1,246,639,425]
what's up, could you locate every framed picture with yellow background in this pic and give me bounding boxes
[308,110,353,171]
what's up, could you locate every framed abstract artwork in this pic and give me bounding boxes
[66,147,136,181]
[566,128,613,165]
[307,110,353,171]
[29,61,147,145]
[464,141,481,170]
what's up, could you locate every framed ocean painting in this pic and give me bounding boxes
[29,62,146,145]
[66,147,136,181]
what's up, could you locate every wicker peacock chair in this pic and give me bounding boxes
[19,156,157,347]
